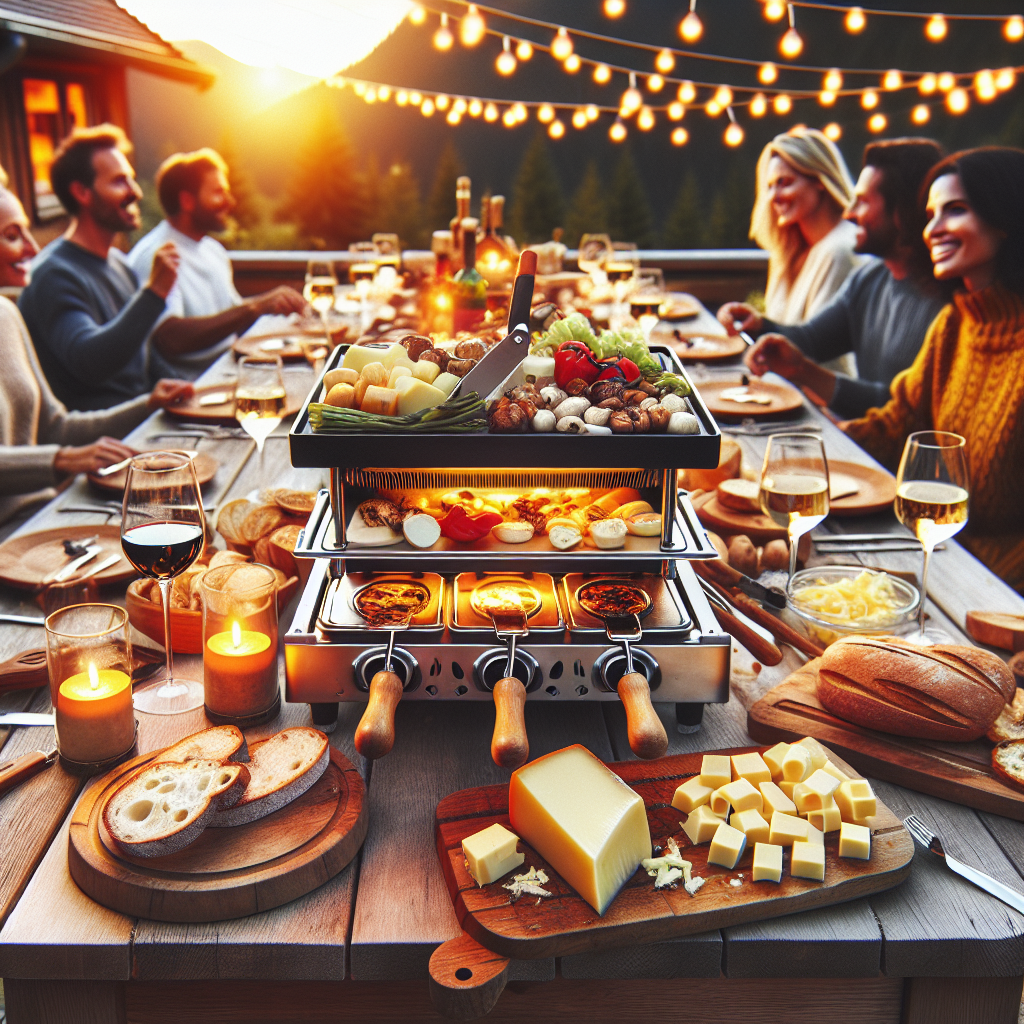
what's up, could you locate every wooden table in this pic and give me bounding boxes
[2,358,1024,1024]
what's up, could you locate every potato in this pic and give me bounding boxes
[761,538,790,572]
[323,368,359,391]
[727,534,758,577]
[706,530,729,562]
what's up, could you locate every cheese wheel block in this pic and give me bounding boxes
[834,779,877,822]
[731,752,772,786]
[699,754,732,790]
[671,776,714,814]
[781,745,813,782]
[762,742,791,781]
[791,840,825,881]
[509,744,651,916]
[731,808,770,845]
[839,822,871,860]
[462,823,525,885]
[805,798,842,834]
[752,842,783,883]
[759,781,797,820]
[708,822,747,870]
[682,804,726,845]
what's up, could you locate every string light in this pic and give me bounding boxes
[572,108,588,128]
[460,4,485,46]
[750,93,768,116]
[946,87,969,113]
[780,5,804,58]
[378,85,391,101]
[823,69,843,92]
[468,98,482,117]
[845,7,866,33]
[679,0,703,43]
[705,99,723,116]
[759,62,779,85]
[883,70,902,91]
[1006,16,1024,42]
[911,104,930,124]
[435,93,450,110]
[452,97,466,114]
[861,89,879,109]
[671,126,689,145]
[668,101,685,119]
[648,74,665,92]
[549,118,565,138]
[773,92,792,114]
[937,72,956,92]
[511,102,528,122]
[353,81,366,96]
[409,91,422,105]
[433,13,453,51]
[593,63,612,84]
[609,119,627,141]
[446,108,461,125]
[516,40,533,60]
[996,67,1016,91]
[925,14,947,42]
[724,107,744,146]
[763,0,786,21]
[484,102,498,121]
[678,81,697,103]
[537,103,555,123]
[421,98,435,116]
[819,90,836,105]
[714,85,733,107]
[564,53,581,72]
[868,112,887,132]
[364,86,377,103]
[586,104,599,121]
[621,73,643,115]
[603,0,626,17]
[396,89,409,106]
[637,105,655,130]
[502,107,516,127]
[655,49,676,74]
[823,122,842,140]
[551,27,573,60]
[918,73,937,94]
[408,4,426,25]
[975,70,997,102]
[496,37,517,76]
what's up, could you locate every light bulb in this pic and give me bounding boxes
[460,5,486,47]
[552,27,573,60]
[564,53,581,73]
[868,112,887,132]
[396,90,409,106]
[714,85,733,107]
[496,37,517,75]
[421,98,435,116]
[680,11,703,42]
[586,104,599,121]
[925,14,947,42]
[637,106,655,130]
[819,90,836,106]
[408,4,426,25]
[823,122,842,140]
[511,102,527,122]
[918,73,937,95]
[780,28,803,59]
[946,87,969,113]
[845,7,866,32]
[516,40,533,60]
[572,109,588,129]
[975,70,997,101]
[502,109,516,128]
[446,108,461,125]
[435,93,450,110]
[911,104,930,124]
[996,67,1016,91]
[648,74,665,92]
[678,80,697,103]
[773,93,792,114]
[668,101,685,120]
[1005,16,1024,42]
[468,99,482,117]
[452,97,466,115]
[671,126,689,146]
[621,84,643,114]
[655,49,676,74]
[750,93,768,116]
[705,99,722,117]
[364,87,376,103]
[484,102,498,122]
[759,62,778,85]
[724,121,744,146]
[537,103,555,123]
[609,119,627,141]
[604,0,626,16]
[594,63,612,84]
[763,0,786,21]
[824,69,843,92]
[549,118,565,139]
[861,89,879,109]
[354,81,366,96]
[434,14,453,50]
[410,91,422,105]
[937,72,955,92]
[883,70,903,91]
[380,85,393,101]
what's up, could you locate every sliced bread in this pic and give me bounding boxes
[104,759,250,858]
[160,724,249,764]
[211,727,330,828]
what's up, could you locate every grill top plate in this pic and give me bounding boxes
[453,573,563,632]
[561,574,692,635]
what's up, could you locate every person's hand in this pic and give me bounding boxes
[717,302,763,336]
[250,285,308,318]
[147,242,180,300]
[53,437,137,477]
[147,379,194,410]
[746,334,839,405]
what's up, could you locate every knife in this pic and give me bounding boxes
[692,556,787,610]
[77,553,122,579]
[0,614,46,626]
[0,712,54,727]
[49,545,102,584]
[452,250,537,401]
[0,747,57,796]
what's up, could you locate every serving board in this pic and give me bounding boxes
[165,383,302,426]
[748,660,1024,821]
[696,494,788,542]
[429,745,912,1015]
[695,378,804,419]
[68,745,366,922]
[88,451,219,494]
[0,524,134,589]
[232,335,308,362]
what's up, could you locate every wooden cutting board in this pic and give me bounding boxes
[696,379,804,419]
[68,745,366,922]
[163,383,301,426]
[429,745,912,1015]
[748,660,1024,821]
[0,524,134,590]
[88,451,219,494]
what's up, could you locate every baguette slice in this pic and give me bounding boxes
[211,727,330,828]
[993,740,1024,791]
[160,725,249,764]
[104,759,250,858]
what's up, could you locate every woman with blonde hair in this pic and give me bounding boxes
[751,126,859,325]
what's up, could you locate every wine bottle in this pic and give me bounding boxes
[476,195,513,286]
[452,216,487,333]
[449,176,471,272]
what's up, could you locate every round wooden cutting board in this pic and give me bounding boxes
[826,460,897,517]
[0,524,135,589]
[88,451,219,494]
[163,384,302,426]
[662,333,748,363]
[68,746,367,922]
[696,494,789,542]
[232,335,308,362]
[697,378,804,418]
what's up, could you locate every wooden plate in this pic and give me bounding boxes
[826,460,897,518]
[0,524,134,590]
[68,744,367,922]
[88,451,219,495]
[663,333,748,363]
[697,378,804,419]
[163,384,301,426]
[696,494,788,543]
[232,335,307,362]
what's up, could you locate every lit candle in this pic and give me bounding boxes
[204,620,277,719]
[55,662,134,764]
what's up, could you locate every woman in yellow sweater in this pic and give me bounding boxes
[844,147,1024,592]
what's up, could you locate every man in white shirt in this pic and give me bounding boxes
[127,149,306,378]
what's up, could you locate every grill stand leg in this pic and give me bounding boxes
[676,702,704,734]
[310,702,339,733]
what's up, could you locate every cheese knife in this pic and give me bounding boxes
[0,712,54,727]
[77,553,123,579]
[0,747,57,796]
[47,545,102,584]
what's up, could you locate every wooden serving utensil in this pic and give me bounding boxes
[696,578,784,667]
[0,648,48,694]
[0,747,57,797]
[486,601,530,770]
[354,624,410,760]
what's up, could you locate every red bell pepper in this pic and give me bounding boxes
[553,341,603,389]
[439,506,504,543]
[596,357,642,386]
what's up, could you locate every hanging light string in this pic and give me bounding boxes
[778,2,1022,26]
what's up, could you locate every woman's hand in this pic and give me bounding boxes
[717,302,763,336]
[147,379,194,410]
[745,334,838,404]
[54,437,137,477]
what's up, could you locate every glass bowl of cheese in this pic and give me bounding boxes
[786,566,920,646]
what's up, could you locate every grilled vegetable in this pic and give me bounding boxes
[439,506,504,543]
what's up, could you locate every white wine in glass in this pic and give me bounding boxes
[235,355,286,479]
[304,259,337,319]
[895,431,969,640]
[760,433,830,580]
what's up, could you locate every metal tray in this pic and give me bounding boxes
[451,572,564,637]
[560,573,692,636]
[317,572,445,640]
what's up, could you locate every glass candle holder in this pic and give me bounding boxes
[44,604,136,773]
[200,563,280,726]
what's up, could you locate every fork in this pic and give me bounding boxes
[904,814,1024,914]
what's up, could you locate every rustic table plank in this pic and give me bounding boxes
[559,931,722,979]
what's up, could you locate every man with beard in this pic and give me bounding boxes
[127,149,306,379]
[18,125,181,411]
[717,139,947,419]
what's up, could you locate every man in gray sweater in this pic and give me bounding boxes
[19,125,180,411]
[718,139,946,419]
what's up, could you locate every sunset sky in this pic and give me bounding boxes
[118,0,411,79]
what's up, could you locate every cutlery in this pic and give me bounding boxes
[95,456,133,477]
[817,533,918,542]
[0,746,57,796]
[0,712,54,727]
[0,647,47,692]
[815,541,945,553]
[77,553,122,579]
[0,613,45,626]
[49,545,101,584]
[63,535,99,556]
[722,421,822,436]
[732,322,757,348]
[904,814,1024,915]
[696,577,783,666]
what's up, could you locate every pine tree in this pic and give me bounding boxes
[662,171,705,249]
[606,147,654,248]
[509,131,564,244]
[563,162,607,248]
[377,160,427,249]
[361,152,383,239]
[217,129,261,232]
[426,139,464,234]
[706,161,754,248]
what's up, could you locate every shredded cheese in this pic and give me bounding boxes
[790,570,909,627]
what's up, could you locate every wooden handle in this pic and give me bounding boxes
[729,588,826,659]
[428,932,510,1021]
[354,670,403,760]
[0,648,48,694]
[617,672,668,760]
[0,751,50,797]
[491,677,528,769]
[709,603,783,667]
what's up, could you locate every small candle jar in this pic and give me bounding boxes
[200,563,280,726]
[44,604,136,774]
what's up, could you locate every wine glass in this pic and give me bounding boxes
[895,431,969,641]
[629,269,666,342]
[759,433,830,581]
[235,355,286,480]
[577,233,613,279]
[121,451,205,714]
[304,259,337,342]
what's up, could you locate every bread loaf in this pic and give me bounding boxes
[817,637,1015,741]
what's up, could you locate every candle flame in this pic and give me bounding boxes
[231,621,242,649]
[88,662,99,690]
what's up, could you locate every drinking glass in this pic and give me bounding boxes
[629,269,666,341]
[304,259,337,341]
[895,431,969,640]
[235,355,286,479]
[759,433,830,581]
[577,233,613,280]
[121,451,205,714]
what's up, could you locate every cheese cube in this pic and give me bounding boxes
[387,365,413,389]
[699,754,732,790]
[791,840,826,881]
[781,745,813,782]
[768,811,811,847]
[839,821,872,860]
[731,752,772,786]
[762,742,791,781]
[752,842,783,883]
[462,823,525,885]
[796,737,829,770]
[708,822,747,870]
[760,781,797,820]
[820,759,849,783]
[394,375,446,416]
[412,358,441,384]
[380,343,416,372]
[778,780,797,799]
[710,778,762,817]
[508,745,651,916]
[794,769,841,812]
[432,372,461,398]
[682,805,726,845]
[805,798,842,833]
[834,779,877,822]
[672,776,714,814]
[805,821,825,846]
[342,344,390,373]
[731,808,770,845]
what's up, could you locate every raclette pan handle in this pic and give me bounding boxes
[617,672,668,760]
[491,677,529,769]
[506,250,537,341]
[355,669,403,760]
